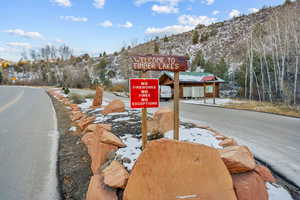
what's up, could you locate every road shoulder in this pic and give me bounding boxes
[48,93,92,199]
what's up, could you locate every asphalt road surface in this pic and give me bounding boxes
[0,86,59,200]
[71,88,300,187]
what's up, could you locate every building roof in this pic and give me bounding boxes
[161,72,225,83]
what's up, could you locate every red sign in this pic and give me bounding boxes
[131,55,188,72]
[130,79,159,109]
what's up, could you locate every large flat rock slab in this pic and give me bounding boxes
[123,139,237,200]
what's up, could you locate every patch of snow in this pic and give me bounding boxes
[113,117,132,122]
[165,126,222,149]
[107,112,128,116]
[69,126,77,132]
[116,135,142,171]
[267,183,293,200]
[78,99,93,111]
[89,107,104,113]
[94,115,111,123]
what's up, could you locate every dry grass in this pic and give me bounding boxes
[223,101,300,118]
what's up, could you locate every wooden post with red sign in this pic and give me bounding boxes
[130,77,159,149]
[130,54,188,146]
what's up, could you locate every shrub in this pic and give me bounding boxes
[192,30,199,44]
[154,42,159,53]
[200,32,209,42]
[62,87,70,94]
[163,35,169,42]
[69,93,86,104]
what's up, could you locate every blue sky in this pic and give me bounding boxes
[0,0,286,61]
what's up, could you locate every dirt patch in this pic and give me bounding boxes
[49,94,92,200]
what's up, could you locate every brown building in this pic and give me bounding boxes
[159,72,225,98]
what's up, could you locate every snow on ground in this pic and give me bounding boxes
[267,183,294,200]
[165,126,222,149]
[107,111,128,116]
[116,135,142,170]
[78,99,93,111]
[116,126,222,171]
[69,126,77,132]
[182,98,239,106]
[113,117,132,122]
[78,98,109,112]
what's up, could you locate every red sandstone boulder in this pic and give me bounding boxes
[232,171,268,200]
[83,125,125,147]
[123,139,237,200]
[148,108,174,135]
[100,129,126,148]
[102,161,129,189]
[86,175,117,200]
[77,116,96,130]
[102,100,125,115]
[216,135,227,140]
[71,112,85,122]
[85,123,112,133]
[219,138,238,147]
[69,104,80,111]
[81,132,118,174]
[219,146,256,174]
[92,86,103,108]
[254,165,276,183]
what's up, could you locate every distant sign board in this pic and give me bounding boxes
[130,79,159,109]
[131,55,188,72]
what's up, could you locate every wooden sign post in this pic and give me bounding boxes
[130,77,159,149]
[141,72,148,149]
[130,54,188,147]
[173,72,180,140]
[204,83,207,104]
[213,82,216,104]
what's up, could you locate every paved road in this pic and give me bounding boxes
[71,88,300,187]
[0,86,59,200]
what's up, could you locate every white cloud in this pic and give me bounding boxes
[145,14,217,35]
[178,15,216,26]
[93,0,105,8]
[6,42,32,49]
[212,10,220,15]
[135,0,182,6]
[0,47,5,52]
[248,8,259,13]
[152,4,178,14]
[229,9,241,18]
[145,25,193,35]
[203,0,214,5]
[119,21,133,28]
[3,29,44,40]
[60,16,88,22]
[98,20,113,27]
[52,0,71,7]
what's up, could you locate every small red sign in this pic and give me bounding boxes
[130,79,159,109]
